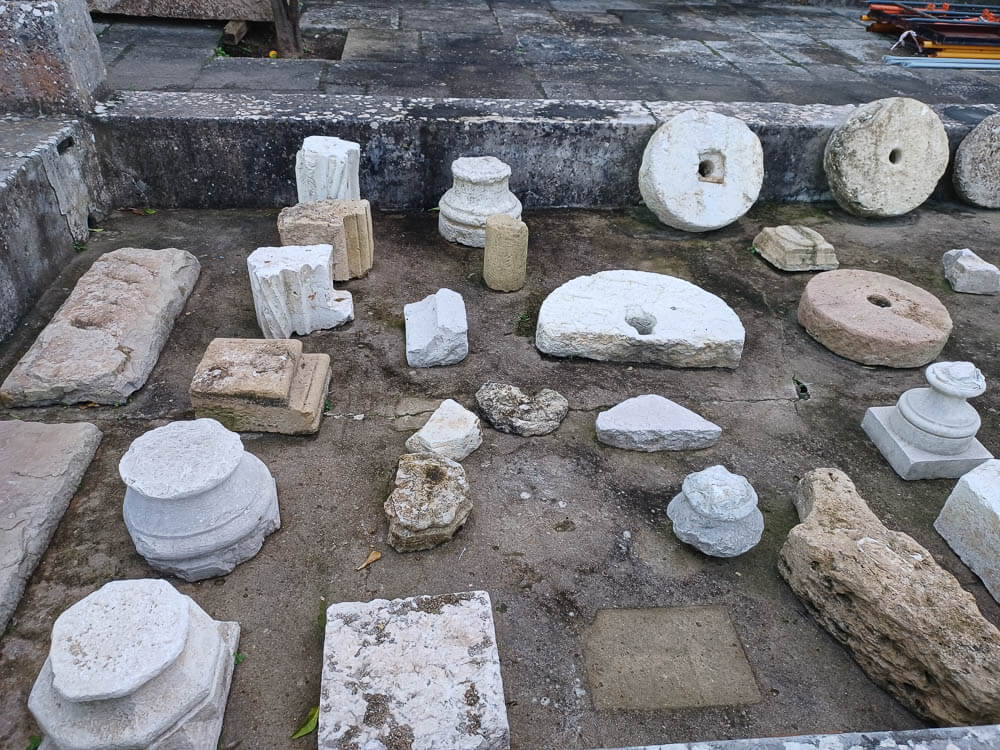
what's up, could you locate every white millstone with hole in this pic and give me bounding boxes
[28,579,239,750]
[247,244,354,338]
[638,109,764,232]
[384,452,471,552]
[439,156,522,247]
[535,270,744,368]
[405,398,482,461]
[120,418,280,581]
[824,97,949,218]
[667,465,764,557]
[943,248,1000,295]
[295,136,360,203]
[320,591,509,750]
[752,225,838,272]
[954,112,1000,209]
[596,395,721,452]
[404,288,468,367]
[935,460,1000,603]
[863,361,993,481]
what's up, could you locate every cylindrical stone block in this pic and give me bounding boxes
[483,214,528,292]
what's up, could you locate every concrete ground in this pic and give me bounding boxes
[93,1,1000,104]
[2,203,1000,749]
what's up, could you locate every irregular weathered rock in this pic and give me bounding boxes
[190,338,331,435]
[475,382,569,437]
[779,468,1000,726]
[798,269,951,368]
[247,244,354,338]
[320,591,509,749]
[535,270,745,368]
[483,213,528,292]
[943,248,1000,295]
[439,156,522,248]
[667,465,763,557]
[29,579,239,750]
[954,112,1000,209]
[404,288,468,367]
[596,395,720,452]
[752,225,838,272]
[0,421,102,632]
[120,419,280,581]
[383,453,471,552]
[277,199,374,281]
[639,109,764,232]
[295,136,360,203]
[0,247,200,406]
[404,399,482,461]
[824,97,949,218]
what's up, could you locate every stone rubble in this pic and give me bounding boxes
[475,382,569,436]
[638,109,764,232]
[863,361,993,481]
[535,270,745,368]
[295,136,361,203]
[667,465,764,557]
[0,420,102,632]
[0,247,200,406]
[120,418,280,581]
[823,97,949,218]
[320,591,509,749]
[28,579,240,750]
[483,213,528,292]
[797,269,951,368]
[404,398,483,461]
[404,288,469,367]
[943,248,1000,295]
[247,244,354,339]
[596,395,721,452]
[779,468,1000,725]
[277,199,375,281]
[383,452,472,552]
[438,156,522,247]
[953,112,1000,209]
[752,225,838,272]
[190,337,331,435]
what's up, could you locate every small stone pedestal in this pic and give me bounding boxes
[28,579,239,750]
[862,361,993,480]
[484,214,528,291]
[438,156,521,248]
[277,199,374,281]
[120,418,280,581]
[667,465,764,557]
[295,136,361,202]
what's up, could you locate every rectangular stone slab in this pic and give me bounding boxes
[0,247,201,406]
[191,338,301,405]
[0,421,102,632]
[320,591,510,749]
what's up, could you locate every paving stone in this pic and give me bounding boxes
[383,452,472,552]
[404,288,469,367]
[404,399,483,461]
[400,7,500,34]
[439,156,522,247]
[0,421,102,632]
[193,58,325,91]
[943,248,1000,295]
[596,395,721,452]
[667,465,764,557]
[90,1,267,22]
[340,29,420,62]
[321,591,509,749]
[752,225,838,272]
[301,6,399,32]
[0,247,200,406]
[295,136,361,203]
[278,199,374,281]
[106,47,206,91]
[954,113,1000,209]
[475,382,569,436]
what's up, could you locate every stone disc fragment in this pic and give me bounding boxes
[954,113,1000,209]
[638,109,764,232]
[823,97,949,218]
[797,269,952,368]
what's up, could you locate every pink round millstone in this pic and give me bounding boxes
[797,269,952,368]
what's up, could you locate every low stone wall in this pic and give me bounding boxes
[88,0,271,20]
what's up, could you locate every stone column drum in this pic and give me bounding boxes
[120,418,280,581]
[28,579,239,750]
[483,213,528,292]
[667,465,764,557]
[438,156,522,248]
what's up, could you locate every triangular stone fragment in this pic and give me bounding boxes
[596,394,721,452]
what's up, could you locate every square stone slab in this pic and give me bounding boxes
[583,605,761,710]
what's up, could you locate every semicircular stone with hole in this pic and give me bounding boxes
[823,97,949,218]
[797,269,952,368]
[953,112,1000,209]
[638,109,764,232]
[535,270,745,368]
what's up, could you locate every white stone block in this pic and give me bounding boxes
[943,248,1000,295]
[247,244,354,339]
[295,136,361,203]
[404,288,468,367]
[752,225,838,272]
[596,395,721,452]
[439,156,522,248]
[667,465,764,557]
[935,460,1000,604]
[320,591,509,750]
[535,270,745,368]
[405,398,482,461]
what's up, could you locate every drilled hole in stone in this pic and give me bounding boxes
[696,149,725,184]
[888,148,902,164]
[626,312,656,336]
[868,294,892,308]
